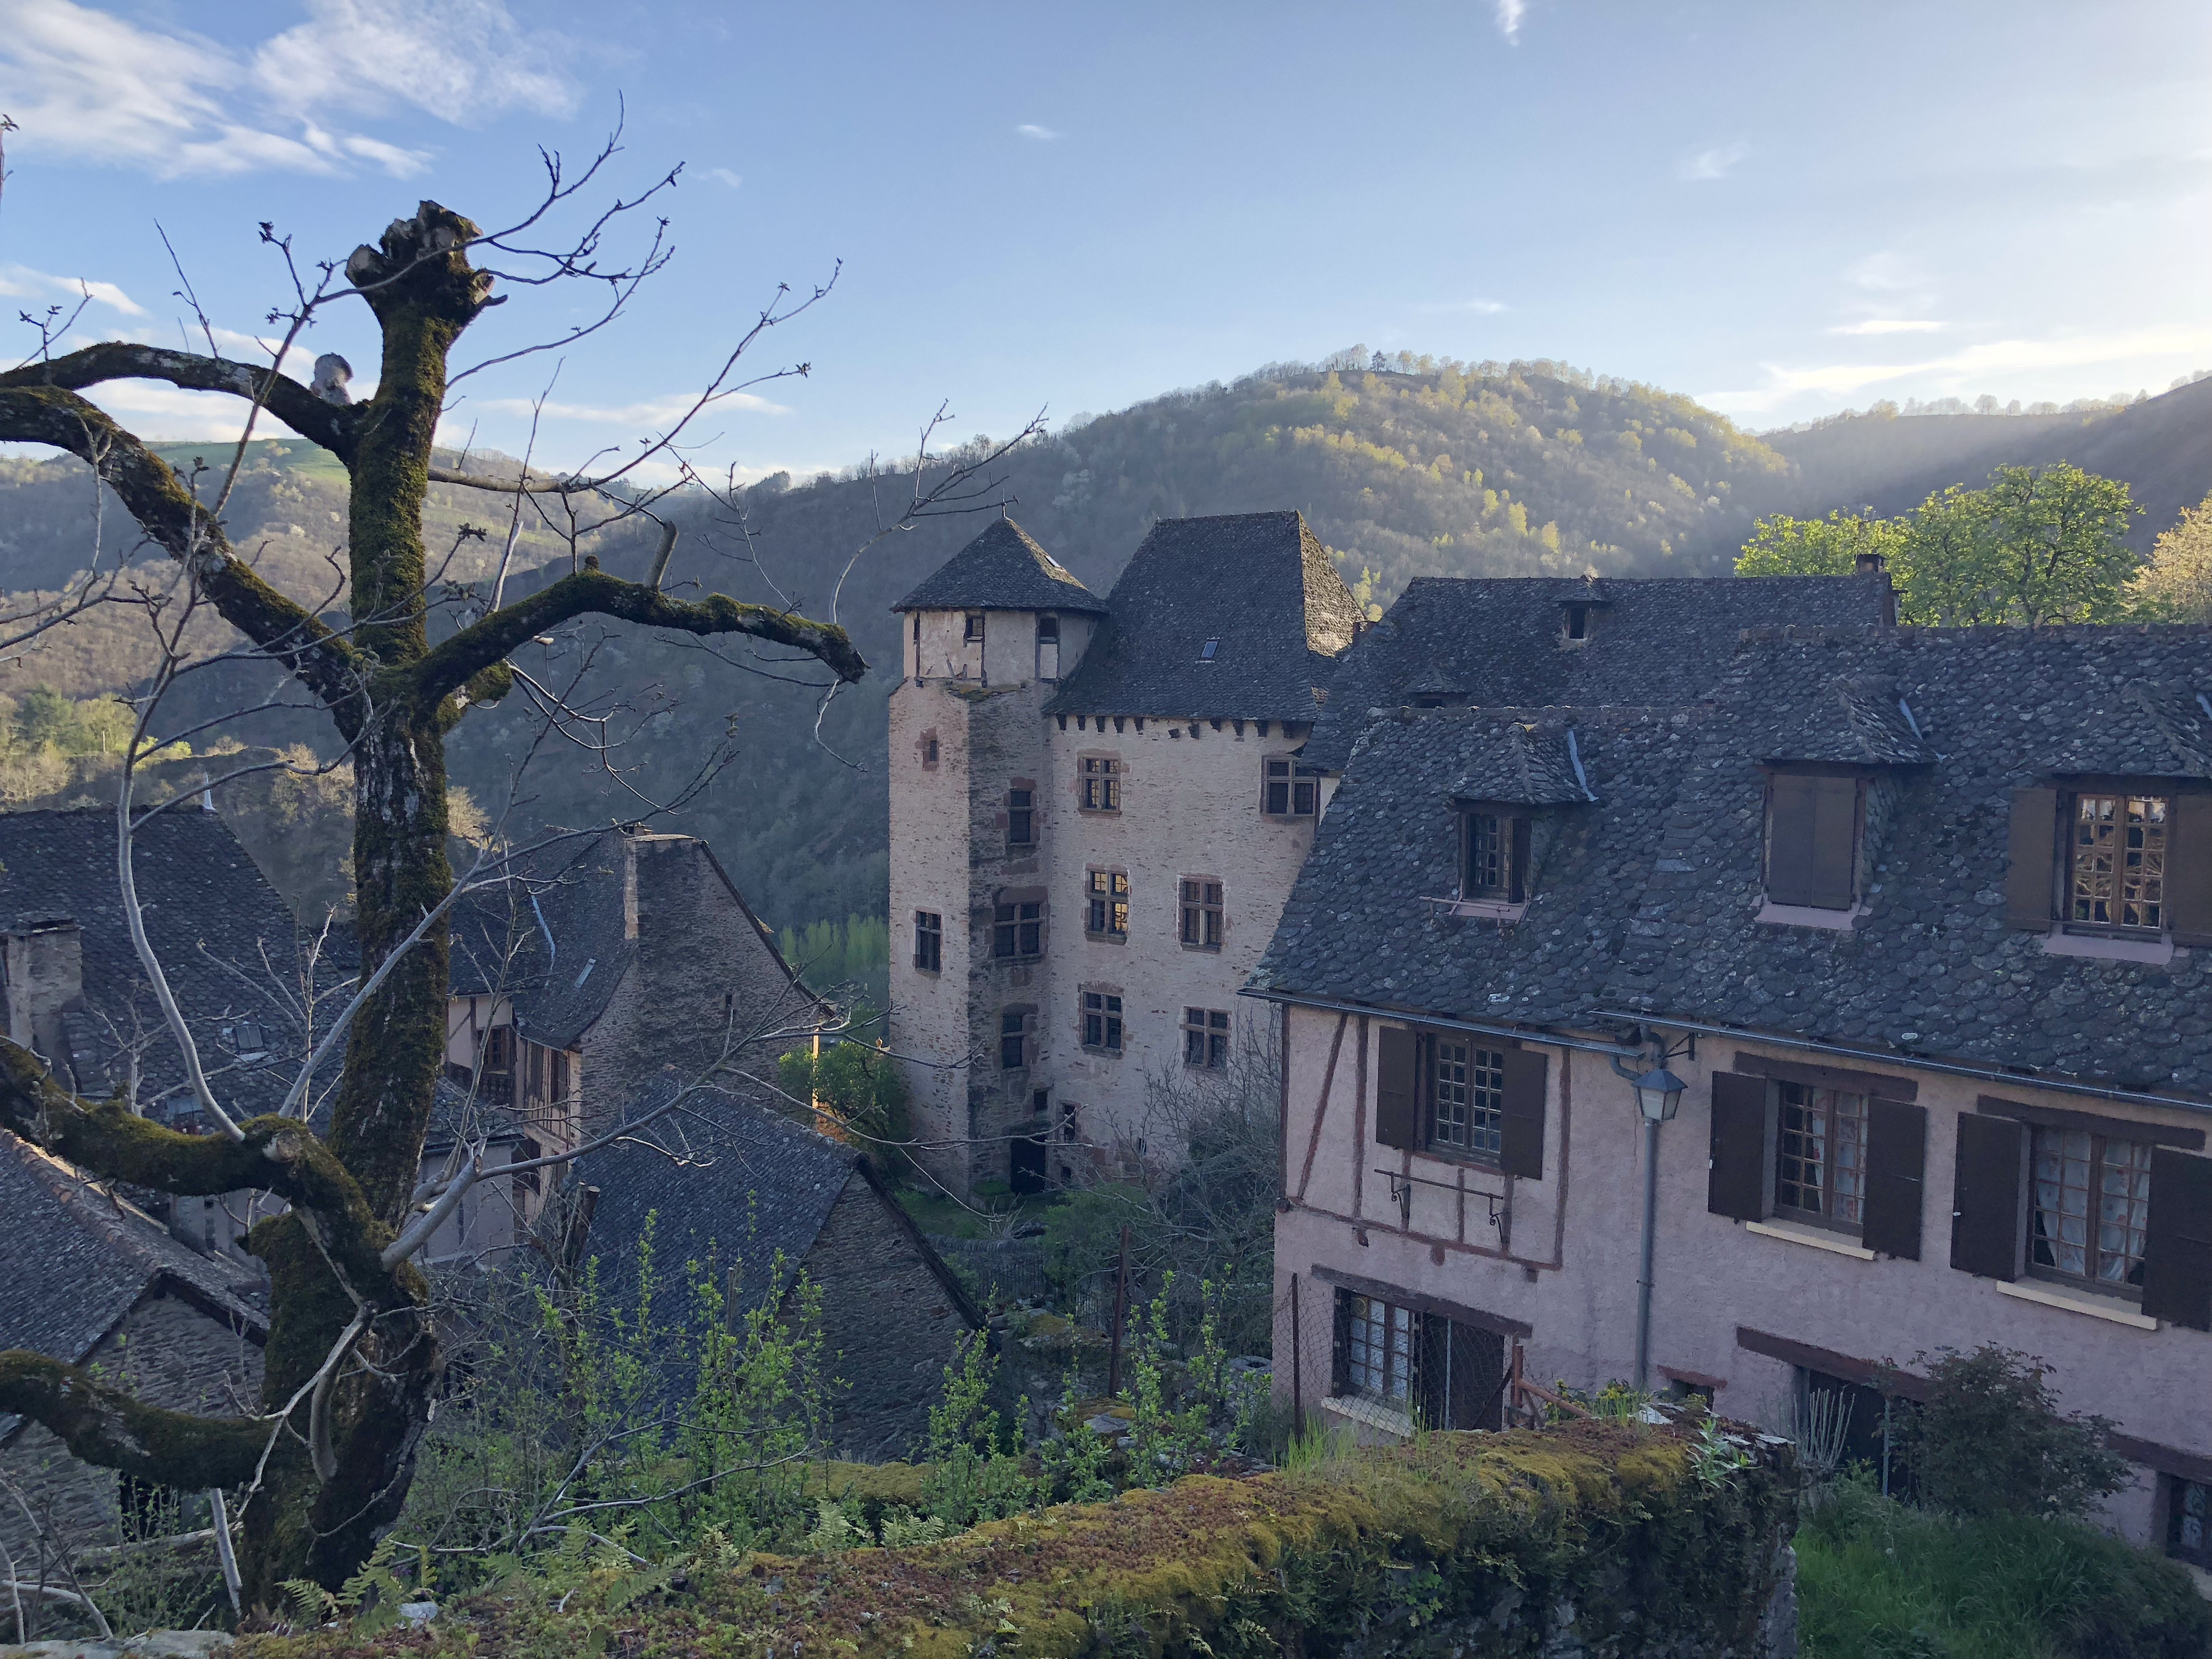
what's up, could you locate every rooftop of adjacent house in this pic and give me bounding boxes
[0,807,314,1118]
[1047,510,1365,722]
[575,1082,980,1324]
[1258,624,2212,1099]
[0,1129,267,1390]
[446,827,812,1053]
[890,517,1109,615]
[1303,572,1896,771]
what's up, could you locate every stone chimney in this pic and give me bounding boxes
[1854,552,1886,577]
[1855,551,1898,625]
[4,917,85,1068]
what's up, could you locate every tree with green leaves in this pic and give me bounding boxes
[2127,488,2212,623]
[1733,506,1904,580]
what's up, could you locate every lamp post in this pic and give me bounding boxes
[1630,1064,1684,1395]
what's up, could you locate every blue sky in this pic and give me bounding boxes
[2,0,2208,482]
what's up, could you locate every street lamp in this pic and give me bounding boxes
[1630,1063,1686,1394]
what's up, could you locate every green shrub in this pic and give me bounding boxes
[1883,1345,2129,1521]
[1798,1473,2211,1659]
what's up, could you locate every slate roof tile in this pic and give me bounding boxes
[890,518,1108,615]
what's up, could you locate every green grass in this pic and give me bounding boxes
[895,1187,1062,1241]
[1797,1476,2212,1659]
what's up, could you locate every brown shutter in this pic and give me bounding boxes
[1509,816,1533,904]
[1707,1072,1771,1220]
[1375,1027,1418,1150]
[1417,1313,1449,1428]
[2142,1147,2212,1331]
[2004,787,2059,930]
[1949,1113,2027,1280]
[1860,1098,1926,1259]
[1331,1289,1352,1394]
[1499,1048,1547,1179]
[2169,794,2212,947]
[1767,773,1858,909]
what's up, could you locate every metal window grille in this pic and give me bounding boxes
[1081,757,1121,811]
[1345,1294,1412,1404]
[1775,1083,1868,1226]
[1083,992,1123,1051]
[2070,793,2168,931]
[2032,1126,2153,1287]
[1183,1007,1230,1068]
[1179,879,1223,948]
[1087,869,1129,936]
[1431,1040,1505,1156]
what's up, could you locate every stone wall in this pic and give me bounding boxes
[803,1172,977,1460]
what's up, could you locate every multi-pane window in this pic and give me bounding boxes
[923,734,940,766]
[1183,1007,1230,1069]
[1775,1083,1868,1228]
[1000,1011,1027,1070]
[1343,1293,1413,1405]
[1463,813,1508,898]
[2031,1125,2153,1290]
[2172,1479,2212,1569]
[913,910,942,973]
[1086,869,1129,937]
[1264,757,1317,816]
[2069,792,2169,932]
[1179,879,1223,949]
[993,900,1042,959]
[1082,991,1123,1052]
[1007,788,1035,847]
[1081,757,1121,812]
[963,613,984,643]
[1431,1040,1505,1157]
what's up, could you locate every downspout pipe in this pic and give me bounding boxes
[1610,1044,1665,1395]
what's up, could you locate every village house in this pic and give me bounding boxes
[1256,615,2212,1566]
[887,512,1364,1196]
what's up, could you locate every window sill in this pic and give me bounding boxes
[2039,928,2176,965]
[1995,1277,2159,1330]
[1744,1218,1876,1260]
[1081,1048,1124,1061]
[1180,943,1224,953]
[1755,900,1866,931]
[1322,1393,1413,1437]
[1084,932,1128,946]
[1426,896,1528,923]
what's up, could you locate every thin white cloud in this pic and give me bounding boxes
[1015,123,1063,142]
[705,166,743,189]
[476,392,790,423]
[1418,296,1509,315]
[0,0,575,180]
[1846,251,1928,294]
[1679,143,1748,182]
[1494,0,1526,41]
[0,263,147,317]
[1709,323,2212,413]
[81,382,311,442]
[1826,319,1947,336]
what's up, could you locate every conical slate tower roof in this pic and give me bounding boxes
[890,518,1108,614]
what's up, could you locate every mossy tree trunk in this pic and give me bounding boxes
[0,201,866,1602]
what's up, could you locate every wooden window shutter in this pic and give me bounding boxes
[1330,1289,1352,1394]
[2004,786,2060,930]
[1707,1072,1772,1221]
[1499,1048,1548,1179]
[1509,817,1532,904]
[1949,1113,2028,1280]
[1450,1322,1505,1431]
[2169,795,2212,947]
[1767,773,1858,909]
[1860,1098,1927,1259]
[2142,1147,2212,1331]
[1375,1027,1419,1150]
[1417,1314,1449,1429]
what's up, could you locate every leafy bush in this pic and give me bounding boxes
[1883,1346,2129,1522]
[1798,1472,2211,1659]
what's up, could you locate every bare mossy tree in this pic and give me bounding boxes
[0,158,908,1603]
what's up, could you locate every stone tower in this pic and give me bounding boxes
[888,518,1108,1195]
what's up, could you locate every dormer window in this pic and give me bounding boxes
[1764,771,1862,912]
[2006,781,2212,944]
[1200,638,1220,661]
[2069,791,2167,931]
[1459,810,1530,902]
[1563,604,1589,641]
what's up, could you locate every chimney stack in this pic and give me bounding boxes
[1854,552,1885,577]
[4,917,85,1072]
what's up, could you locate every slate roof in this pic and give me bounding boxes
[0,1129,266,1439]
[1047,512,1364,722]
[1448,722,1599,806]
[1261,624,2212,1100]
[0,808,314,1119]
[446,829,807,1053]
[890,518,1108,615]
[1304,573,1895,771]
[576,1083,981,1325]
